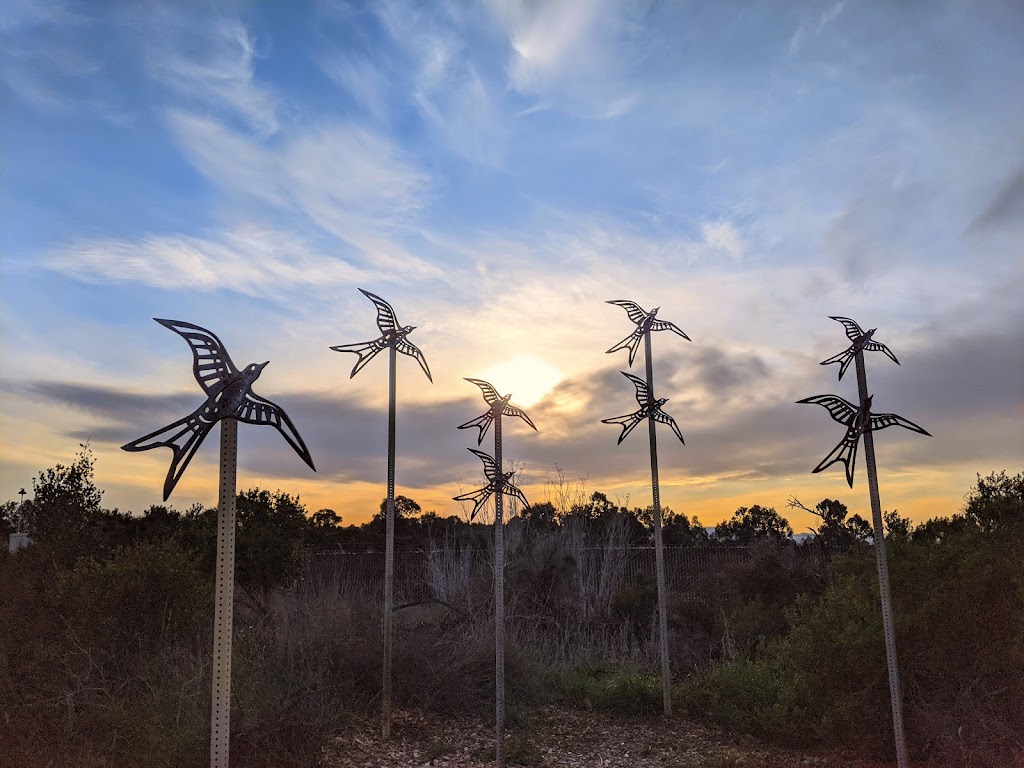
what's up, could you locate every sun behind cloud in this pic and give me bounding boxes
[478,355,563,408]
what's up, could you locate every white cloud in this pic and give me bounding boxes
[43,227,369,296]
[370,2,510,166]
[488,0,641,119]
[319,51,391,122]
[145,13,278,136]
[167,111,437,275]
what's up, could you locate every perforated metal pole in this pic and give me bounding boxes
[855,350,908,768]
[211,417,238,768]
[382,344,397,740]
[644,329,672,716]
[493,413,505,768]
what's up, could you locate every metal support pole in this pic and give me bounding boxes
[493,413,505,768]
[211,418,238,768]
[854,350,908,768]
[644,330,672,716]
[383,344,397,740]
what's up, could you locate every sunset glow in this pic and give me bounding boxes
[1,2,1020,531]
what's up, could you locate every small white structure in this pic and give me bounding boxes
[9,532,30,553]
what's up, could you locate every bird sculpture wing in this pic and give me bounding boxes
[623,371,652,407]
[395,338,432,382]
[468,447,499,482]
[155,318,239,394]
[122,411,213,501]
[796,394,859,427]
[870,411,930,436]
[607,299,649,325]
[829,316,866,342]
[863,340,900,366]
[465,378,502,405]
[360,289,399,334]
[651,407,685,444]
[236,392,317,470]
[650,319,691,341]
[501,404,537,431]
[502,480,529,509]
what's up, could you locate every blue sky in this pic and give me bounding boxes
[2,0,1021,528]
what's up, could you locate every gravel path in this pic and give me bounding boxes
[320,706,892,768]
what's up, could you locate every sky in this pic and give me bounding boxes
[1,0,1021,532]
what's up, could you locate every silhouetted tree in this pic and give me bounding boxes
[883,509,912,541]
[715,504,793,544]
[234,488,308,597]
[963,469,1024,532]
[374,494,421,521]
[519,501,557,530]
[25,444,105,566]
[788,497,871,549]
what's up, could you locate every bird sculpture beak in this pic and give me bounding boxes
[258,361,270,372]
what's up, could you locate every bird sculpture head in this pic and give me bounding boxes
[243,361,269,382]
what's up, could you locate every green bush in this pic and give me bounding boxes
[559,666,662,715]
[681,524,1024,766]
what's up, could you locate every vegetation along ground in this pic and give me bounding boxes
[1,448,1021,767]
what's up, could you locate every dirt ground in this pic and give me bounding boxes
[320,706,893,768]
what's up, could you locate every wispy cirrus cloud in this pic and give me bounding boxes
[42,226,368,296]
[489,0,640,118]
[166,112,436,269]
[144,10,278,136]
[366,1,511,166]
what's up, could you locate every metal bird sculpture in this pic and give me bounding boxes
[820,316,899,381]
[606,299,691,367]
[122,319,315,501]
[452,448,529,521]
[330,289,432,381]
[602,371,685,445]
[458,378,537,445]
[797,393,930,487]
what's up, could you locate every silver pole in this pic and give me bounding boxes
[854,349,908,768]
[494,412,505,768]
[383,344,397,740]
[211,417,238,768]
[644,329,672,716]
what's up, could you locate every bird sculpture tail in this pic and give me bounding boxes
[811,435,859,488]
[122,413,212,500]
[453,486,493,521]
[606,329,642,367]
[329,339,385,378]
[456,413,492,445]
[820,346,855,381]
[601,413,642,445]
